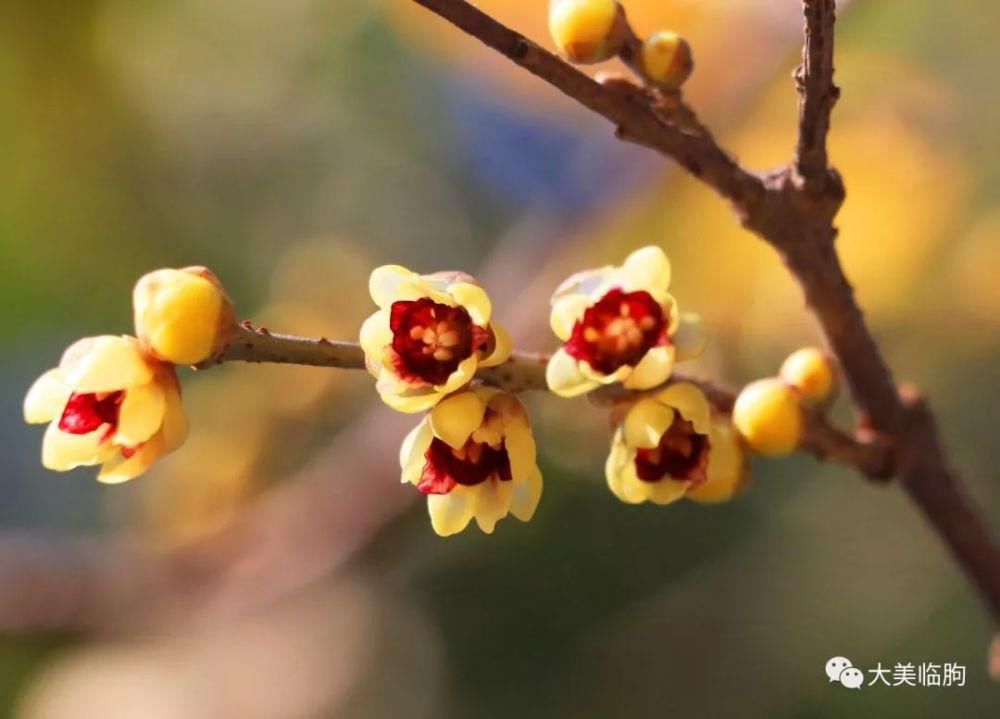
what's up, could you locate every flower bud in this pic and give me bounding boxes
[134,267,236,365]
[549,0,625,64]
[732,378,802,457]
[641,31,693,90]
[780,347,838,404]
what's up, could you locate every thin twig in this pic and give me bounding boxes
[794,0,840,189]
[199,325,891,479]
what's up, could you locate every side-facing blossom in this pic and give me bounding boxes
[400,388,542,536]
[24,336,188,483]
[546,246,704,398]
[605,382,747,506]
[360,266,512,413]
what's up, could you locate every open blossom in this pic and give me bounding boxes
[400,388,543,536]
[360,265,512,413]
[605,382,747,505]
[546,246,704,398]
[24,336,188,483]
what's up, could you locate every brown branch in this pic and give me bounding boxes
[794,0,840,189]
[405,0,1000,626]
[409,0,766,223]
[198,325,890,479]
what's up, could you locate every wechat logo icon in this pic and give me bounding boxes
[826,656,863,689]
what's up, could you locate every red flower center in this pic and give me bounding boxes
[58,391,125,437]
[417,435,513,495]
[389,298,488,386]
[634,416,710,485]
[565,288,668,374]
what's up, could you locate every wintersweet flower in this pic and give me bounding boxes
[133,266,237,365]
[360,265,512,413]
[605,382,746,506]
[546,246,703,397]
[24,336,188,483]
[400,388,543,536]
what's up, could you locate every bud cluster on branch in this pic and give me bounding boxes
[24,247,846,538]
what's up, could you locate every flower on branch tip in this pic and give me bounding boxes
[546,246,703,398]
[733,378,802,457]
[780,347,838,405]
[360,265,512,413]
[24,336,188,483]
[605,382,747,506]
[400,388,542,536]
[133,266,237,365]
[641,31,693,91]
[549,0,625,64]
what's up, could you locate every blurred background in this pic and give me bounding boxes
[1,0,998,716]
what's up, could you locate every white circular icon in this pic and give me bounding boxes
[839,667,864,689]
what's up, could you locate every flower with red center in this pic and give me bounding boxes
[24,336,188,483]
[605,382,748,505]
[400,388,542,536]
[546,246,704,397]
[360,265,512,412]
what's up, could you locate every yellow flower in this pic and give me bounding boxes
[605,382,746,505]
[732,378,802,457]
[23,336,188,483]
[360,266,512,413]
[779,347,837,405]
[133,266,237,365]
[400,388,543,536]
[549,0,624,65]
[641,31,693,90]
[546,246,703,397]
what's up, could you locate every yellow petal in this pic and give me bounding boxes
[438,355,478,394]
[97,436,165,485]
[41,423,115,472]
[430,391,488,450]
[369,265,423,308]
[379,386,443,414]
[549,294,591,342]
[473,479,514,534]
[400,417,434,483]
[359,309,393,359]
[688,423,748,504]
[479,323,513,367]
[448,282,492,325]
[615,459,652,505]
[159,382,189,453]
[646,478,689,506]
[674,313,706,362]
[427,487,476,537]
[24,368,70,424]
[621,246,671,292]
[546,349,600,397]
[623,399,676,449]
[622,345,675,390]
[65,336,154,394]
[551,266,613,301]
[502,410,537,482]
[606,429,640,504]
[510,467,543,522]
[59,337,97,369]
[655,382,712,435]
[114,381,166,447]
